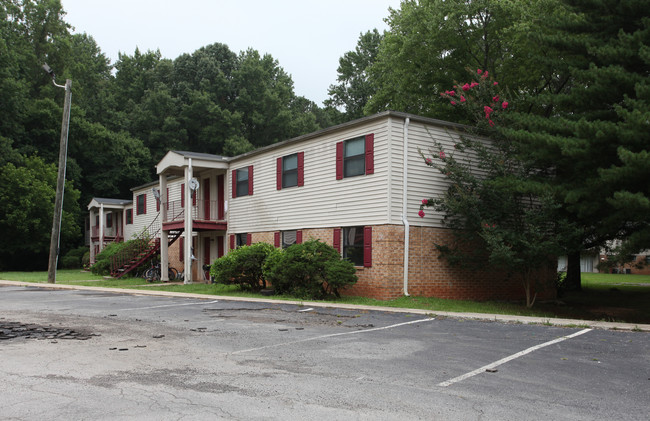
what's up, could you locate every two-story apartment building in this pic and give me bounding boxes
[89,111,556,301]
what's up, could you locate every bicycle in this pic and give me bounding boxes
[202,264,214,284]
[144,262,179,283]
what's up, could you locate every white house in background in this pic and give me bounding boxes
[89,111,556,301]
[87,197,132,263]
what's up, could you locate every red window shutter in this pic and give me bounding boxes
[363,226,372,267]
[179,237,184,262]
[181,184,185,208]
[336,141,343,180]
[156,195,160,212]
[246,233,252,246]
[365,133,374,175]
[192,188,196,206]
[144,194,147,214]
[296,230,303,244]
[217,174,225,220]
[229,234,235,250]
[274,232,280,247]
[204,237,211,265]
[217,236,224,258]
[248,165,254,196]
[333,228,341,253]
[231,170,237,198]
[297,152,304,186]
[166,188,169,210]
[276,157,282,190]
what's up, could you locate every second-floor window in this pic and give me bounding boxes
[277,152,304,190]
[336,134,374,180]
[232,166,253,198]
[136,194,146,215]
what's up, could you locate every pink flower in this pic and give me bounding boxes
[493,82,498,86]
[439,150,446,159]
[470,82,479,88]
[450,100,456,105]
[484,106,493,119]
[477,69,483,75]
[502,101,509,109]
[425,158,432,164]
[418,210,425,218]
[492,95,500,103]
[448,90,455,96]
[460,95,466,102]
[481,71,489,79]
[462,83,470,91]
[488,120,495,127]
[422,199,428,205]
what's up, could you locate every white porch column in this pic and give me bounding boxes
[184,163,193,284]
[159,174,169,281]
[98,203,104,252]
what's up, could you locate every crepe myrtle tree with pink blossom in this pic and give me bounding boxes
[419,70,564,307]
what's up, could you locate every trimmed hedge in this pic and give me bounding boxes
[263,239,357,299]
[210,242,276,291]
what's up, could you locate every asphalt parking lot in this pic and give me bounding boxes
[1,284,648,420]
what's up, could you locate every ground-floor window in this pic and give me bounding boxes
[343,226,365,266]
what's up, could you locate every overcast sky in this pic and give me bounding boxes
[60,0,401,106]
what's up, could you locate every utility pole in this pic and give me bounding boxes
[44,63,72,284]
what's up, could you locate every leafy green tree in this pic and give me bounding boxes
[0,155,80,270]
[325,29,383,120]
[365,0,557,121]
[422,73,561,307]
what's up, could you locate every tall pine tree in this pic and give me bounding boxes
[502,0,650,290]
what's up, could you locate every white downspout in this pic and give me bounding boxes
[401,118,410,296]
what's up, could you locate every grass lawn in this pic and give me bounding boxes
[1,270,649,324]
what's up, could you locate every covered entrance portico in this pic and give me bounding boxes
[156,151,229,283]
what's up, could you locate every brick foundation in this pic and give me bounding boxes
[240,224,557,302]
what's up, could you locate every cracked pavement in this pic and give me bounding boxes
[0,285,648,420]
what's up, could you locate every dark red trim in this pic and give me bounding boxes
[246,233,252,246]
[336,141,343,180]
[274,232,280,247]
[180,237,184,262]
[181,184,185,208]
[365,133,374,175]
[296,230,302,244]
[217,236,224,258]
[297,151,304,186]
[232,170,237,198]
[248,165,254,196]
[230,234,235,250]
[217,174,225,220]
[363,226,372,267]
[276,157,282,190]
[333,228,341,253]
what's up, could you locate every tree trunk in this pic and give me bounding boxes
[564,251,582,291]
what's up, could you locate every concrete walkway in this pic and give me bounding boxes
[1,279,648,332]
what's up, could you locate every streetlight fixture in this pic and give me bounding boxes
[43,63,72,284]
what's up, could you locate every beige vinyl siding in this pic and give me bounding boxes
[123,206,136,240]
[388,117,405,225]
[405,120,477,227]
[228,120,391,233]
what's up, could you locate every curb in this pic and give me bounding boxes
[2,280,649,332]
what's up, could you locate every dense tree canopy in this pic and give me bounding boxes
[0,0,336,269]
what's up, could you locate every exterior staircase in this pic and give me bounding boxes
[110,214,182,278]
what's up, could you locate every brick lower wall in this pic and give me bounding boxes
[239,224,557,302]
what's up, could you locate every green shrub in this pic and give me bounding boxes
[263,239,357,299]
[90,240,139,276]
[210,242,276,291]
[82,251,90,269]
[61,246,89,269]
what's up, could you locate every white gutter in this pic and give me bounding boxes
[401,117,410,296]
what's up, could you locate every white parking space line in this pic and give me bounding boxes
[116,300,220,311]
[437,328,592,387]
[297,308,314,312]
[231,317,435,355]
